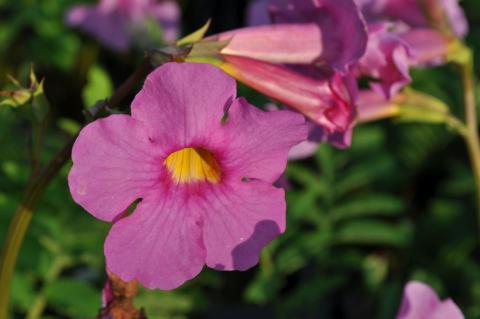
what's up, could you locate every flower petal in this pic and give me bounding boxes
[68,115,161,222]
[439,0,468,38]
[396,281,464,319]
[217,97,307,183]
[202,179,285,271]
[222,55,342,121]
[66,5,131,51]
[246,0,270,26]
[105,193,206,290]
[149,0,181,42]
[270,0,368,72]
[431,299,465,319]
[401,28,450,66]
[131,63,236,150]
[215,23,324,65]
[358,23,411,99]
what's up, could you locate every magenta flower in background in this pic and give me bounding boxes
[66,0,180,51]
[396,281,464,319]
[246,0,270,26]
[356,23,411,99]
[68,63,307,289]
[361,0,468,39]
[356,0,468,66]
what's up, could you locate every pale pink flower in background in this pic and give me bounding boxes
[396,281,464,319]
[66,0,180,51]
[68,63,307,289]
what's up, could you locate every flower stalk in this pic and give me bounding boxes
[459,49,480,236]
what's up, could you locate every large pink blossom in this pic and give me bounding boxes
[68,63,307,289]
[66,0,180,51]
[396,281,464,319]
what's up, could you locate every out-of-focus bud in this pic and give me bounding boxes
[0,66,49,122]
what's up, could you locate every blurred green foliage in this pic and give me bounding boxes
[1,0,480,318]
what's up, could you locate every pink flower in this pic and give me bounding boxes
[357,23,412,99]
[396,281,464,319]
[66,0,180,51]
[68,63,307,289]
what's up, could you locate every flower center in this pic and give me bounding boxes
[164,147,221,184]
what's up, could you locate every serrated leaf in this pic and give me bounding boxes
[330,194,404,222]
[334,220,412,247]
[245,272,283,304]
[11,274,35,311]
[46,279,100,318]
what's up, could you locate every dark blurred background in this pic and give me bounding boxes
[1,0,480,318]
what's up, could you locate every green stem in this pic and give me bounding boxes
[460,52,480,234]
[0,54,153,319]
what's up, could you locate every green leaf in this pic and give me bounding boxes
[176,19,211,46]
[11,274,35,311]
[187,39,230,60]
[330,194,404,222]
[57,118,81,135]
[135,289,193,319]
[334,220,413,248]
[45,279,100,318]
[245,272,283,304]
[82,65,113,108]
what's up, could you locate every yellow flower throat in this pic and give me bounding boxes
[164,147,221,184]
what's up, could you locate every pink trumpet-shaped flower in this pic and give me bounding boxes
[221,55,357,148]
[205,0,366,149]
[66,0,180,51]
[68,63,307,289]
[396,281,464,319]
